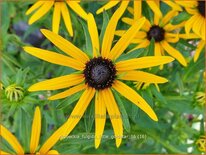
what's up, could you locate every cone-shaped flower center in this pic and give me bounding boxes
[147,25,165,42]
[84,57,116,90]
[198,1,205,18]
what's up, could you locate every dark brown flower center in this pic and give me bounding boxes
[198,1,205,18]
[147,25,165,42]
[84,57,116,90]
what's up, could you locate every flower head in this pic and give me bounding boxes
[23,11,174,149]
[0,107,62,154]
[5,84,24,102]
[116,5,187,66]
[26,0,88,36]
[175,0,205,40]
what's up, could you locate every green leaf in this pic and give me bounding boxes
[150,85,167,104]
[79,19,93,58]
[99,11,109,46]
[15,67,30,86]
[84,99,95,133]
[146,38,155,56]
[171,11,191,25]
[116,48,144,62]
[15,107,31,153]
[113,90,131,133]
[56,91,83,109]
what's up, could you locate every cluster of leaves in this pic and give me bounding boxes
[1,1,205,154]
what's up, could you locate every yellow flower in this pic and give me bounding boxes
[23,10,174,149]
[175,0,205,40]
[116,6,187,66]
[26,0,88,36]
[0,107,60,154]
[179,33,205,62]
[96,0,182,18]
[196,135,206,152]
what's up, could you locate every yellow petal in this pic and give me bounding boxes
[179,33,200,39]
[40,29,89,63]
[165,32,179,43]
[164,21,185,31]
[95,91,106,148]
[30,107,41,153]
[28,1,54,25]
[102,89,123,147]
[48,84,86,100]
[128,39,150,52]
[162,0,182,11]
[67,1,88,20]
[60,2,73,36]
[127,6,134,15]
[185,14,198,34]
[116,56,174,71]
[47,150,59,155]
[122,17,134,26]
[0,125,24,154]
[118,71,168,83]
[133,0,142,20]
[96,1,120,14]
[108,17,146,60]
[146,0,162,18]
[112,80,158,121]
[101,1,129,58]
[39,87,95,154]
[194,40,205,62]
[192,15,203,38]
[26,1,44,15]
[161,40,187,66]
[161,10,178,26]
[52,2,61,34]
[23,46,85,71]
[0,150,10,155]
[87,13,100,57]
[28,74,84,91]
[154,42,162,56]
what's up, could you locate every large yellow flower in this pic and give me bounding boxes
[0,107,61,154]
[23,9,174,149]
[26,0,88,36]
[116,6,187,66]
[175,0,205,40]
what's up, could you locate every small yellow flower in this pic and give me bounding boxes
[116,6,187,66]
[175,0,205,40]
[196,135,206,152]
[0,107,62,154]
[5,84,24,102]
[26,0,88,36]
[23,10,174,149]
